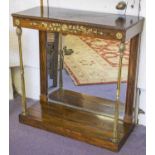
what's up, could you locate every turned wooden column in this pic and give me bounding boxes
[39,31,48,103]
[124,34,140,123]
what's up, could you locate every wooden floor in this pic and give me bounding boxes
[19,90,134,151]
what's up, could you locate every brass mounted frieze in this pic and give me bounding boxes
[30,21,39,26]
[14,18,124,40]
[28,21,117,38]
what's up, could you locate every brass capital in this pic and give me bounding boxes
[16,27,22,36]
[119,43,126,52]
[15,19,20,26]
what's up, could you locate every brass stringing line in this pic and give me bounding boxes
[16,27,27,115]
[112,42,125,143]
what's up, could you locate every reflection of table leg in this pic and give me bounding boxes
[49,47,54,79]
[59,33,64,89]
[39,31,48,103]
[53,32,59,87]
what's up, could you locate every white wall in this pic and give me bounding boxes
[10,0,40,99]
[10,0,146,125]
[52,0,142,15]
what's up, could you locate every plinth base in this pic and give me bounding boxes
[19,93,134,151]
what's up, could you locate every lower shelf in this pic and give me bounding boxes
[19,100,134,152]
[49,89,125,118]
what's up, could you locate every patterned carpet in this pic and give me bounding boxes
[63,35,130,85]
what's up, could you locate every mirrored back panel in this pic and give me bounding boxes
[47,33,130,120]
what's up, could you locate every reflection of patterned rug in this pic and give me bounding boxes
[63,35,129,86]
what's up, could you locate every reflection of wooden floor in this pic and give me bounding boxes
[49,89,125,118]
[19,99,134,151]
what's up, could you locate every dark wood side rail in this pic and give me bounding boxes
[124,34,140,123]
[39,31,48,102]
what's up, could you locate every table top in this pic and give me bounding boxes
[12,7,144,31]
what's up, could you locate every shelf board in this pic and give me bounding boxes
[49,89,125,118]
[19,99,134,151]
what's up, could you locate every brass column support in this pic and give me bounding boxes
[16,27,27,115]
[59,33,64,89]
[40,0,44,17]
[40,0,44,8]
[112,42,125,143]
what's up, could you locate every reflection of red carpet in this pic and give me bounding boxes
[63,35,130,86]
[80,36,130,67]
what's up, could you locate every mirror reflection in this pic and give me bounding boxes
[47,33,130,120]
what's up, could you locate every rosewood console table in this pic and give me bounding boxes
[12,6,144,151]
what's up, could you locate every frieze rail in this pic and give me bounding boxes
[14,18,124,40]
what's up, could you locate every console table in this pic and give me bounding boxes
[12,6,144,151]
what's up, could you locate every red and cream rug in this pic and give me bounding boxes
[63,35,130,86]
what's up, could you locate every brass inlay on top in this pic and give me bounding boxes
[116,32,123,40]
